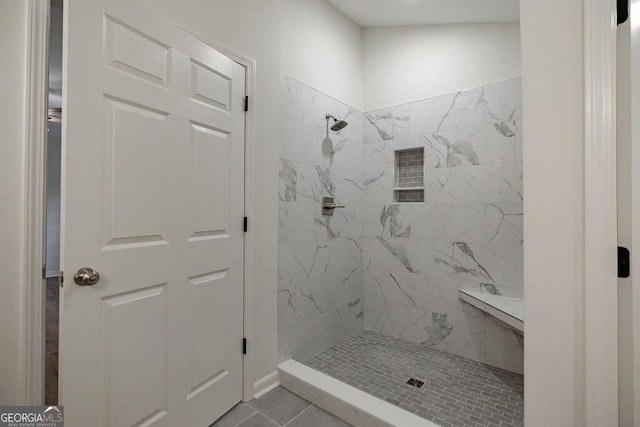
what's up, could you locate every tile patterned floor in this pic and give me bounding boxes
[211,387,350,427]
[303,330,524,427]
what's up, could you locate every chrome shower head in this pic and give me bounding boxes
[331,120,348,131]
[325,113,349,132]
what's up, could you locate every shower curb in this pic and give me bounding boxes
[277,359,438,427]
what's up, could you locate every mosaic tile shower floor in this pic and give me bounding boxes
[303,330,524,427]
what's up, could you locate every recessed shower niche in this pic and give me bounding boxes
[393,147,425,203]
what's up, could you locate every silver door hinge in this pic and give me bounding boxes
[58,271,64,288]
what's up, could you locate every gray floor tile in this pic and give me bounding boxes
[248,387,311,426]
[285,405,350,427]
[303,330,524,427]
[211,403,256,427]
[236,413,279,427]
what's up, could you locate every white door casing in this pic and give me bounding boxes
[630,0,640,422]
[60,0,246,425]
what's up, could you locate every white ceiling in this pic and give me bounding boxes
[326,0,520,27]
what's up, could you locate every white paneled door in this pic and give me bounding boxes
[60,0,245,425]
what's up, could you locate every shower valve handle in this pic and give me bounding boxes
[325,202,345,210]
[322,197,345,216]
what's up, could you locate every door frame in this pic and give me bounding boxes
[184,35,261,404]
[583,0,619,423]
[23,0,259,405]
[24,0,49,405]
[629,0,640,422]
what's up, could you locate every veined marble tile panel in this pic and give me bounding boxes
[279,159,323,203]
[483,78,523,125]
[279,202,363,245]
[279,160,366,205]
[362,203,412,238]
[280,117,365,174]
[436,300,488,363]
[281,74,316,126]
[361,235,434,274]
[419,87,486,134]
[314,204,363,243]
[458,162,523,204]
[278,240,331,285]
[408,92,459,135]
[423,124,516,168]
[362,171,394,204]
[363,299,457,348]
[278,316,315,363]
[278,237,361,285]
[407,79,521,136]
[363,140,394,174]
[278,270,363,330]
[362,203,523,246]
[485,316,524,374]
[278,304,363,364]
[279,116,322,164]
[365,106,410,143]
[433,241,523,288]
[278,202,328,245]
[328,237,363,275]
[278,279,326,330]
[408,203,523,245]
[280,74,365,142]
[332,169,366,205]
[424,168,459,203]
[363,266,459,317]
[322,137,365,174]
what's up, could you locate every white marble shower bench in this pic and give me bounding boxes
[459,290,524,332]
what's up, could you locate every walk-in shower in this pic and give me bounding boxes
[279,73,524,426]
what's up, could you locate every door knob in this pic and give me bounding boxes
[74,267,101,286]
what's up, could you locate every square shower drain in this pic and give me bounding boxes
[406,378,424,388]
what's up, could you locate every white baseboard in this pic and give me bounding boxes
[252,370,280,400]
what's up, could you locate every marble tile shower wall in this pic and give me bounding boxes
[278,75,366,363]
[362,78,524,374]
